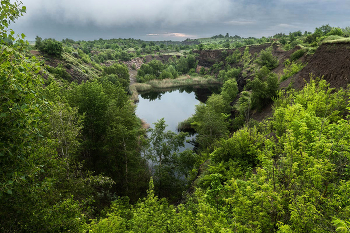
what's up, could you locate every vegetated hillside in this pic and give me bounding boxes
[283,42,350,90]
[194,43,273,67]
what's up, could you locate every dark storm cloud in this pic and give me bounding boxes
[10,0,350,41]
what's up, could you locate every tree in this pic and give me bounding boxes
[319,24,332,35]
[35,35,42,49]
[192,103,229,153]
[221,79,239,106]
[255,47,279,70]
[0,0,26,44]
[102,63,130,89]
[236,91,252,124]
[39,38,63,57]
[145,118,189,199]
[198,43,204,51]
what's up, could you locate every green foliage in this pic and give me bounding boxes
[226,49,241,64]
[327,27,344,36]
[38,38,63,57]
[212,127,263,167]
[290,49,306,61]
[137,59,164,80]
[102,62,130,89]
[221,78,238,105]
[280,59,305,82]
[88,77,350,233]
[241,46,252,68]
[68,80,149,200]
[247,67,279,110]
[235,91,252,124]
[255,47,279,70]
[192,101,229,153]
[217,67,241,82]
[332,218,350,233]
[0,0,26,44]
[176,54,197,74]
[145,119,192,200]
[46,64,72,81]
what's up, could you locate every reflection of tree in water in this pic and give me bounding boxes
[140,85,222,103]
[140,91,165,101]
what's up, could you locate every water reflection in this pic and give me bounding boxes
[135,85,221,149]
[139,85,221,103]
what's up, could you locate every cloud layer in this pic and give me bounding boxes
[10,0,350,40]
[22,0,233,27]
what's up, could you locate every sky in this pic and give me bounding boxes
[9,0,350,41]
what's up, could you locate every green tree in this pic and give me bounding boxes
[145,119,189,199]
[255,47,279,70]
[102,63,130,89]
[40,38,63,57]
[192,103,229,153]
[0,0,26,44]
[235,91,252,124]
[221,79,238,106]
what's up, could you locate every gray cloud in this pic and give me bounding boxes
[20,0,233,27]
[9,0,350,40]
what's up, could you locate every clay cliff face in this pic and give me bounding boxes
[290,42,350,90]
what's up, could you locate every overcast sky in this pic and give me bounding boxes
[10,0,350,41]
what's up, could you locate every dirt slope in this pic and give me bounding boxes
[289,42,350,90]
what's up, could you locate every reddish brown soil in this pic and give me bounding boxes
[289,42,350,90]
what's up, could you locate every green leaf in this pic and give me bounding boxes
[6,189,12,195]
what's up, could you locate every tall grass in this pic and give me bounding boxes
[129,75,221,103]
[323,37,350,44]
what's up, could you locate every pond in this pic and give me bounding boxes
[135,85,221,149]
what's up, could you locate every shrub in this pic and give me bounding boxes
[255,47,279,70]
[159,70,173,79]
[225,49,241,64]
[280,60,305,82]
[327,27,343,36]
[39,39,63,57]
[46,64,72,81]
[290,49,306,61]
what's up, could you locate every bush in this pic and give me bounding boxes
[46,64,72,81]
[39,39,63,57]
[327,27,343,36]
[217,68,241,82]
[225,49,241,64]
[290,49,306,61]
[280,60,305,82]
[159,70,173,79]
[255,47,279,70]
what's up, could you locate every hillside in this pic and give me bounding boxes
[286,42,350,90]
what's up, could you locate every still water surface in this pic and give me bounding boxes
[135,86,221,133]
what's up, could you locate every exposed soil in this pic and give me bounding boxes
[194,43,273,67]
[30,50,92,83]
[284,42,350,90]
[124,55,181,85]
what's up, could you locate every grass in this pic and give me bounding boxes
[129,75,222,103]
[322,37,350,44]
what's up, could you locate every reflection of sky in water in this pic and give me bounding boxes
[136,90,200,132]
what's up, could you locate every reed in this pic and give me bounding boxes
[129,75,222,103]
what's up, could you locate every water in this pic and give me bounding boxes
[135,85,221,149]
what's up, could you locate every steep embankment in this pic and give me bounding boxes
[285,42,350,90]
[194,43,273,67]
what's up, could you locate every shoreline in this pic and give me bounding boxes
[129,75,222,103]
